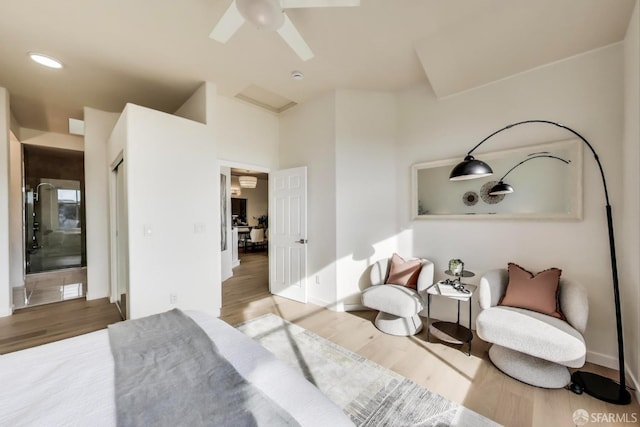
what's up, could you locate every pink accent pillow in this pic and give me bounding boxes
[386,253,422,290]
[499,263,564,319]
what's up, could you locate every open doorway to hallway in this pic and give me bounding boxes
[221,167,269,307]
[230,168,269,260]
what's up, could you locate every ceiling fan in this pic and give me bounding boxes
[209,0,360,61]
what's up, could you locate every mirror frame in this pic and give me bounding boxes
[411,139,583,220]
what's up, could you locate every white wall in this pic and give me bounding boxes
[10,111,20,139]
[396,44,625,367]
[174,83,207,125]
[109,104,220,319]
[178,84,281,283]
[216,95,280,171]
[174,84,236,283]
[179,84,280,283]
[8,115,21,289]
[335,91,399,308]
[622,0,640,395]
[84,107,120,300]
[0,88,11,316]
[20,128,83,151]
[9,132,22,288]
[280,92,338,307]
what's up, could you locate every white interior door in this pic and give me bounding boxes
[269,166,307,303]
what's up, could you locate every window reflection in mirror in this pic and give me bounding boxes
[411,139,582,220]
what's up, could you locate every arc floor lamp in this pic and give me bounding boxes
[449,119,631,405]
[488,153,571,195]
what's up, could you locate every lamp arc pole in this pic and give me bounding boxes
[489,154,571,195]
[496,154,571,182]
[458,119,629,405]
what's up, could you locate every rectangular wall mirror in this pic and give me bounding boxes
[412,139,583,220]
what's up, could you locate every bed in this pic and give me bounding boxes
[0,310,353,426]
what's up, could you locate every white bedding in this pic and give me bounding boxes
[0,311,353,426]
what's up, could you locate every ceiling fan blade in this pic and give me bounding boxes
[280,0,359,8]
[209,0,245,43]
[277,13,314,61]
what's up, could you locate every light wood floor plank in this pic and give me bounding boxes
[2,251,637,427]
[222,252,640,427]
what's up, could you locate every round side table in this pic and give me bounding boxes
[425,278,476,356]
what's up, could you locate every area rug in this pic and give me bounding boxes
[235,313,501,427]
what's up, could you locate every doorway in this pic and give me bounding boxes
[222,167,269,307]
[17,145,87,309]
[230,168,269,259]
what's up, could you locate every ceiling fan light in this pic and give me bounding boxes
[236,0,284,30]
[239,176,258,188]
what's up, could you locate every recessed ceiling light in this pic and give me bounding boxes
[291,70,304,80]
[29,52,63,69]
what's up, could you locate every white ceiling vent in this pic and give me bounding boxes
[68,118,85,136]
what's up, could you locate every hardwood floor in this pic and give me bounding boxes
[1,251,636,426]
[222,252,640,427]
[0,296,122,354]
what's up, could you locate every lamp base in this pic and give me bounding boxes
[570,371,631,405]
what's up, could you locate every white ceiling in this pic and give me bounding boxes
[0,0,636,134]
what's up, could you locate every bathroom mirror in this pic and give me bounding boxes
[411,139,583,220]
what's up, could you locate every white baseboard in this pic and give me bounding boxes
[308,296,354,312]
[586,350,619,370]
[626,362,640,403]
[86,290,110,301]
[308,296,331,309]
[0,305,12,317]
[343,303,367,312]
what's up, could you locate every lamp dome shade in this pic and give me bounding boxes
[239,175,258,188]
[489,181,513,195]
[236,0,284,31]
[449,156,493,181]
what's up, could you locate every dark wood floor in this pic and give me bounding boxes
[0,251,270,355]
[0,296,122,354]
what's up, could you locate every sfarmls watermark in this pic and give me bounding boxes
[573,409,638,425]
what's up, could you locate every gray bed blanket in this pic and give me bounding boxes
[108,309,300,427]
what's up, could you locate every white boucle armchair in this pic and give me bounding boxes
[361,257,434,336]
[476,269,588,388]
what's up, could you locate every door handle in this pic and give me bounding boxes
[296,239,308,244]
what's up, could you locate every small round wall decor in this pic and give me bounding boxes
[462,191,479,206]
[480,181,505,204]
